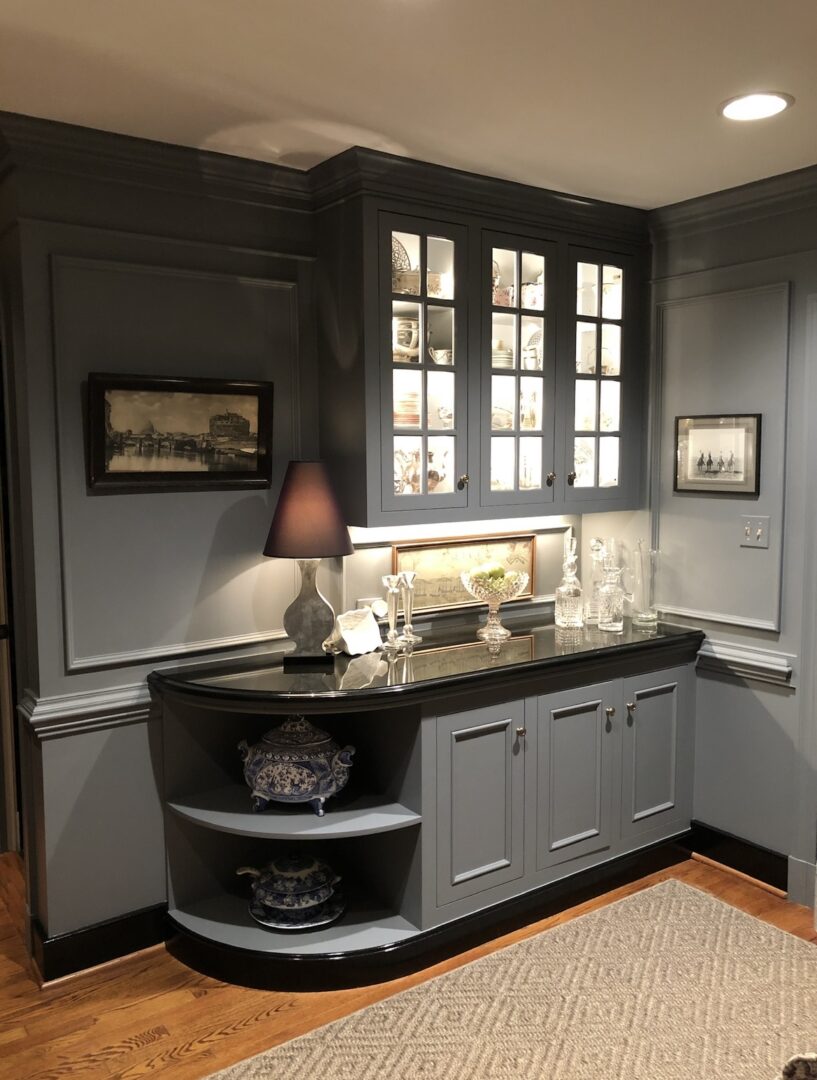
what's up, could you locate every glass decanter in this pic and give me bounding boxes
[584,537,607,626]
[555,542,583,630]
[598,557,625,633]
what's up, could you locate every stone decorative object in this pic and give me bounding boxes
[323,605,385,656]
[238,716,355,816]
[237,852,345,930]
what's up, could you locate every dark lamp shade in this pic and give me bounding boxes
[263,460,354,559]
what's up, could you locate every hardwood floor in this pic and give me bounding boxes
[0,851,814,1080]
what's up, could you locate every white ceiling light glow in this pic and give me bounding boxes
[720,92,794,121]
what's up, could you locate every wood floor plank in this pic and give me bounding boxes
[0,856,813,1080]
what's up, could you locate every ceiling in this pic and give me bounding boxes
[0,0,815,209]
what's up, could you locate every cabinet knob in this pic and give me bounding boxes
[457,474,470,490]
[605,706,615,718]
[626,702,637,712]
[546,471,556,487]
[515,726,527,738]
[567,471,577,486]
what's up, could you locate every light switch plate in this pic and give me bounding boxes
[740,515,770,549]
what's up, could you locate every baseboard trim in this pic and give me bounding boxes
[166,834,692,991]
[682,820,788,892]
[32,904,168,982]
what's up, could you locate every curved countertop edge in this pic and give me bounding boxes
[147,625,705,714]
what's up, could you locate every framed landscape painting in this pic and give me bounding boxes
[87,373,274,492]
[674,414,761,495]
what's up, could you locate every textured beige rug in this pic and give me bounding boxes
[209,881,817,1079]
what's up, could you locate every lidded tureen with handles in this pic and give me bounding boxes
[238,715,355,816]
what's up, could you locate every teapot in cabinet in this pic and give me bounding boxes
[238,715,355,816]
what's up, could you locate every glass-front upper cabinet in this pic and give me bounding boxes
[481,234,556,506]
[566,247,635,503]
[380,214,470,512]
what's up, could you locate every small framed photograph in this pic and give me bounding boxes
[392,533,536,614]
[87,373,274,492]
[674,414,761,495]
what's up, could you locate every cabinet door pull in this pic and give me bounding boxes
[626,701,636,711]
[546,472,556,487]
[515,726,527,738]
[457,474,470,490]
[605,706,615,718]
[567,471,577,486]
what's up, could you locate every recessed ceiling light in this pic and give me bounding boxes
[719,92,794,121]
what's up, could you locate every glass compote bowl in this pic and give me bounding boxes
[460,566,529,643]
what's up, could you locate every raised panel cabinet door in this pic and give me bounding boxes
[536,681,617,870]
[436,701,525,907]
[620,666,692,842]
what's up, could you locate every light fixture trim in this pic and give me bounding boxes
[719,92,795,121]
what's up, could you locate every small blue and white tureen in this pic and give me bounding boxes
[237,852,345,930]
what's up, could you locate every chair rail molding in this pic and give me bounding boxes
[696,637,796,687]
[18,683,152,740]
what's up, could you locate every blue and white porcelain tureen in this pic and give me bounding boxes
[237,852,345,930]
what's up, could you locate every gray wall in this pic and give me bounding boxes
[0,118,320,936]
[650,172,817,897]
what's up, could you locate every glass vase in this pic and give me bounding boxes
[632,539,659,628]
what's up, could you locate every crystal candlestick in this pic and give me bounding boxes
[397,571,422,645]
[381,574,402,651]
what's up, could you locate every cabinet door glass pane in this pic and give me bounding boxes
[520,252,545,310]
[521,316,544,371]
[577,262,599,316]
[427,436,454,493]
[573,437,596,487]
[392,302,422,363]
[394,435,423,495]
[491,376,516,430]
[393,369,422,429]
[427,371,455,430]
[519,438,542,490]
[575,380,597,432]
[491,313,517,369]
[520,377,543,431]
[602,265,623,320]
[491,438,515,491]
[427,306,455,366]
[599,436,619,487]
[576,322,597,374]
[392,232,421,295]
[599,381,620,432]
[427,236,455,299]
[492,248,516,307]
[601,323,621,376]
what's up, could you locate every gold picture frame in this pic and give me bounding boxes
[392,533,536,614]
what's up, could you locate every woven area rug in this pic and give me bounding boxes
[209,880,817,1080]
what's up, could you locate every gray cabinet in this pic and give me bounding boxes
[620,666,693,843]
[436,700,526,906]
[535,681,617,870]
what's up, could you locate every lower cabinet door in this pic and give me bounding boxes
[436,700,525,906]
[536,681,617,870]
[620,667,691,842]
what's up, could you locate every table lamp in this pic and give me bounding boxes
[264,460,354,668]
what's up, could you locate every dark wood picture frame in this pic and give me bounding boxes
[674,414,761,496]
[87,373,274,493]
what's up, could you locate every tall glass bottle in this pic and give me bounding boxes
[598,557,625,633]
[584,537,607,626]
[555,548,584,629]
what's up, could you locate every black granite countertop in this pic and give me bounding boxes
[148,616,704,714]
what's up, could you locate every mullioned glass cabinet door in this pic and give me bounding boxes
[480,232,558,507]
[379,213,470,513]
[564,246,637,505]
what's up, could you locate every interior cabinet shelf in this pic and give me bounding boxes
[168,787,422,839]
[170,893,419,955]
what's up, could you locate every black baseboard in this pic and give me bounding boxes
[32,903,168,982]
[167,833,692,992]
[682,820,788,892]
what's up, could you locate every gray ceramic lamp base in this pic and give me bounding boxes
[283,559,336,667]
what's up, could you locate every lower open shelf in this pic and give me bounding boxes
[170,892,420,956]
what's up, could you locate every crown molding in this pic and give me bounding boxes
[649,163,817,241]
[0,110,313,214]
[310,146,650,247]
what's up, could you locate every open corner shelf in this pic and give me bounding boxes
[167,785,422,839]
